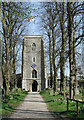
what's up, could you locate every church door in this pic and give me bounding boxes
[32,80,38,92]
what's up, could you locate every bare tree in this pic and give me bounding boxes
[1,2,31,94]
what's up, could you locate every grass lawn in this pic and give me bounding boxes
[40,89,84,120]
[1,90,28,117]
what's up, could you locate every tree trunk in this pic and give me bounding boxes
[48,33,53,88]
[13,43,17,89]
[73,30,77,97]
[67,2,75,99]
[59,3,66,95]
[5,38,10,94]
[52,29,57,92]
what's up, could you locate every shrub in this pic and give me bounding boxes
[65,92,69,96]
[46,88,49,91]
[22,89,25,91]
[22,91,28,94]
[58,92,64,96]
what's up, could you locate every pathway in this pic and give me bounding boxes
[4,92,70,120]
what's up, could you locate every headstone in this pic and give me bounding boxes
[75,87,79,95]
[49,88,54,96]
[12,88,16,92]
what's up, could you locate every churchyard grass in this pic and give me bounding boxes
[40,89,84,120]
[1,90,28,117]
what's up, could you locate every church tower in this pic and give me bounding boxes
[22,35,47,92]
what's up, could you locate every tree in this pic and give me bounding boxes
[41,3,61,92]
[1,2,31,94]
[57,2,66,94]
[0,2,3,88]
[67,2,84,99]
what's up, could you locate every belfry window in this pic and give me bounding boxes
[33,57,35,62]
[32,70,37,78]
[32,43,36,50]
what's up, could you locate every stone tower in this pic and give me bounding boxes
[22,35,47,92]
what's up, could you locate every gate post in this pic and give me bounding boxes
[67,98,69,112]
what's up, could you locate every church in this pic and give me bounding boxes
[22,35,47,92]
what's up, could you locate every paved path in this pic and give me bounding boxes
[9,92,57,119]
[9,92,70,120]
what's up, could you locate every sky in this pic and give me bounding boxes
[23,3,43,35]
[16,2,83,78]
[16,2,46,74]
[16,2,70,77]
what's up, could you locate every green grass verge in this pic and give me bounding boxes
[1,91,28,117]
[40,89,84,120]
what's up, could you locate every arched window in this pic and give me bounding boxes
[32,43,36,50]
[33,57,35,62]
[32,70,37,78]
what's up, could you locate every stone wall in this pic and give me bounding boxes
[22,35,47,91]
